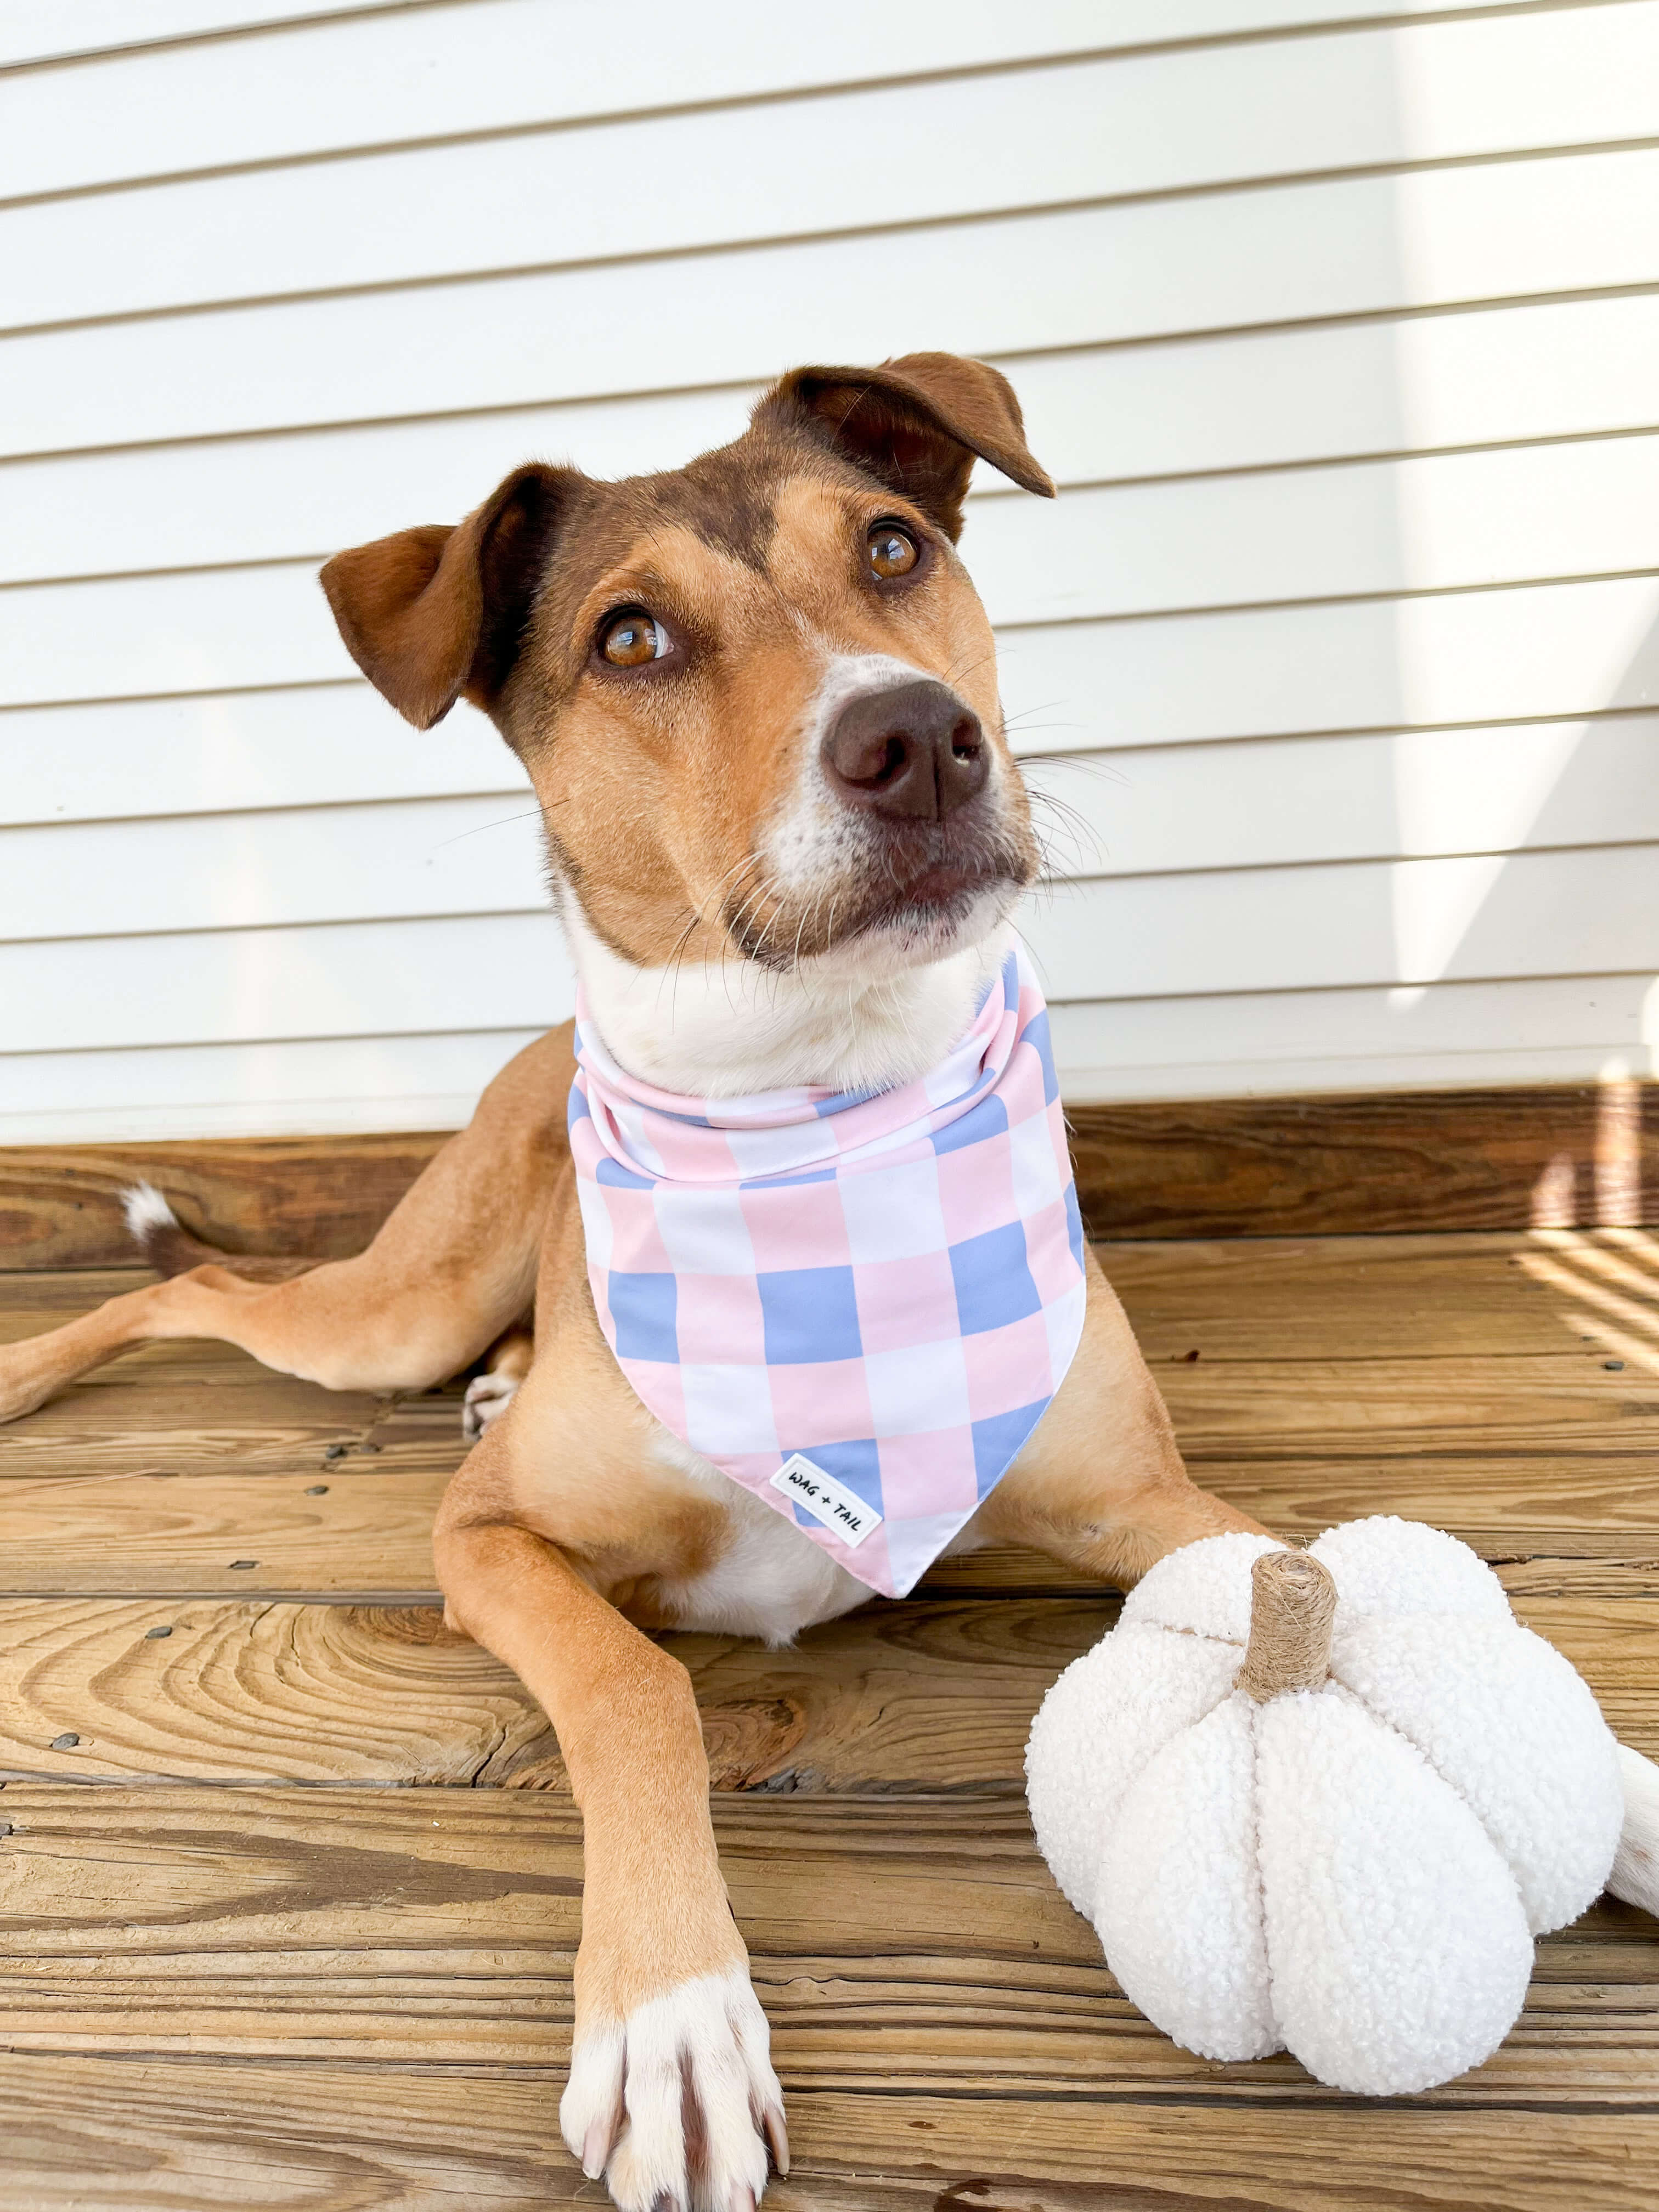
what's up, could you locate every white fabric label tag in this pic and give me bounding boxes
[770,1454,882,1547]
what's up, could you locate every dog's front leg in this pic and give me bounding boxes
[433,1445,785,2212]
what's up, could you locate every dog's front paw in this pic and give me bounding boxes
[560,1963,787,2212]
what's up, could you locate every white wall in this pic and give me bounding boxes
[1,0,1656,1141]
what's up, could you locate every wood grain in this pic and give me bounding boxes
[3,1583,1654,1790]
[8,1459,1659,1603]
[1108,1229,1656,1360]
[4,1086,1654,1267]
[1069,1084,1659,1239]
[0,1593,1117,1789]
[13,1227,1650,1360]
[0,1469,447,1597]
[3,1232,1658,1598]
[1,1791,1654,2097]
[5,2055,1657,2212]
[0,1135,448,1271]
[1,1229,1657,2209]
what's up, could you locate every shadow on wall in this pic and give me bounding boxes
[1384,592,1659,1070]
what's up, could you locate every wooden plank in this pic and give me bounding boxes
[13,437,1659,707]
[3,2061,1659,2212]
[0,1790,1654,2094]
[4,1454,1656,1600]
[1068,1088,1659,1239]
[1108,1232,1624,1359]
[15,8,1659,334]
[0,1231,1615,1344]
[0,1595,554,1787]
[4,149,1654,462]
[2,1580,1653,1788]
[0,1141,448,1269]
[2,2058,1656,2212]
[1158,1351,1659,1463]
[0,1,1553,199]
[0,1469,447,1595]
[918,1546,1659,1601]
[0,1592,1117,1788]
[5,1090,1657,1269]
[0,1380,400,1482]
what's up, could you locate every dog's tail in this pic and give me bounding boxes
[122,1182,319,1283]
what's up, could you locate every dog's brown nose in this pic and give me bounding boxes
[821,680,988,821]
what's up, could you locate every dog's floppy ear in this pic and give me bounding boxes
[755,352,1054,540]
[320,462,571,729]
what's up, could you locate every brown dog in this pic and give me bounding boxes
[1,354,1263,2212]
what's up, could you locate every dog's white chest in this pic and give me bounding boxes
[650,1431,872,1645]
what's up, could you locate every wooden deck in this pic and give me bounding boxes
[2,1231,1657,2208]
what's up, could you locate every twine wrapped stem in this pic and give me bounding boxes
[1237,1549,1337,1702]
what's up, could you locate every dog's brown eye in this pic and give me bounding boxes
[867,524,919,580]
[599,610,667,667]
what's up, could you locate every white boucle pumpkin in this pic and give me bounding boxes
[1026,1518,1640,2096]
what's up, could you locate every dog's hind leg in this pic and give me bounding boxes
[0,1025,575,1423]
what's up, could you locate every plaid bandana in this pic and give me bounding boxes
[568,942,1087,1598]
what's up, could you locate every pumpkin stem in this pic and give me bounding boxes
[1237,1549,1337,1702]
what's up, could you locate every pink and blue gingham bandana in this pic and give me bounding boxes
[568,942,1087,1598]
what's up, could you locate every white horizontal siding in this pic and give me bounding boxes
[9,440,1659,701]
[8,146,1658,462]
[6,577,1658,837]
[0,1031,547,1143]
[0,688,529,828]
[7,719,1656,946]
[8,292,1659,589]
[0,0,1655,1142]
[14,9,1659,334]
[1048,974,1659,1101]
[10,969,1655,1145]
[4,840,1654,1057]
[0,1,1544,190]
[0,1,404,72]
[4,912,573,1055]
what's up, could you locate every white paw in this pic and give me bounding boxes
[560,1965,787,2212]
[461,1368,520,1441]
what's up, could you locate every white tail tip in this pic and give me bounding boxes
[121,1181,180,1242]
[1610,1741,1659,1920]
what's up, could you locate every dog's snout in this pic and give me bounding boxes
[821,679,987,821]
